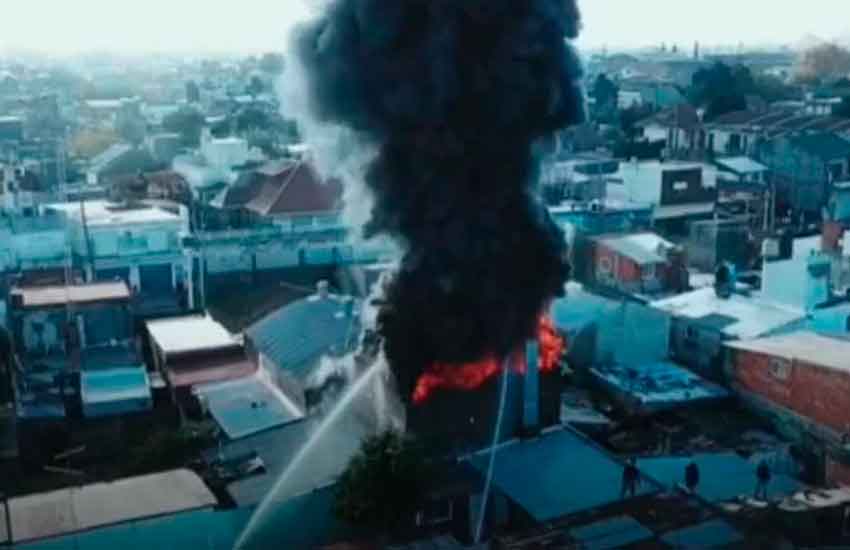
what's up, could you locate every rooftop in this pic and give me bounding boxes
[80,367,152,419]
[11,282,130,309]
[637,452,801,503]
[595,232,674,265]
[195,375,303,440]
[716,156,768,175]
[725,331,850,373]
[146,314,239,356]
[466,428,656,522]
[204,413,371,506]
[590,361,729,414]
[245,160,343,217]
[651,287,805,340]
[46,200,183,227]
[246,293,360,379]
[7,469,216,544]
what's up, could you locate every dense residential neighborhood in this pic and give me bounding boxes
[2,3,850,550]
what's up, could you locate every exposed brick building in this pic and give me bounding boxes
[726,331,850,485]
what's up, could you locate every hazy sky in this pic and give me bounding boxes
[0,0,848,54]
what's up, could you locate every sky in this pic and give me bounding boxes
[0,0,848,55]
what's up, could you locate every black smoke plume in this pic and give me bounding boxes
[293,0,586,398]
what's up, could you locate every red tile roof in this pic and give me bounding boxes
[246,161,343,217]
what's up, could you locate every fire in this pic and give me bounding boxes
[412,315,566,404]
[537,315,566,373]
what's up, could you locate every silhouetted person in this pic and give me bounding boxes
[621,458,640,499]
[685,461,700,494]
[755,459,772,501]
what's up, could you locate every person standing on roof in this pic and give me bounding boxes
[755,459,772,501]
[685,460,700,494]
[621,457,640,499]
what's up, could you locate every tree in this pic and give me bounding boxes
[752,74,800,103]
[836,98,850,119]
[592,74,619,108]
[619,104,654,141]
[247,75,265,98]
[236,107,271,133]
[163,107,206,147]
[334,431,430,535]
[689,62,755,120]
[117,116,147,146]
[797,43,850,83]
[259,52,285,75]
[590,74,619,123]
[186,80,201,104]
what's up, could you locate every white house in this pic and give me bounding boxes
[44,201,189,306]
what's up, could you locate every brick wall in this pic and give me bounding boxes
[732,349,850,436]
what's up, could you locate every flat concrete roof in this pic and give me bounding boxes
[8,469,217,543]
[147,315,238,355]
[11,282,130,309]
[46,200,182,227]
[651,287,804,340]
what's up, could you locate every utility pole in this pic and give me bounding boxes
[79,199,95,281]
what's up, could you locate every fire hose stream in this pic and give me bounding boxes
[474,358,511,544]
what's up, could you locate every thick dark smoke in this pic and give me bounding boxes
[293,0,585,398]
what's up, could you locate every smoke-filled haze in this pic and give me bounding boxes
[1,0,848,54]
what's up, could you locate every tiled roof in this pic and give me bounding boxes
[246,294,359,379]
[245,161,343,217]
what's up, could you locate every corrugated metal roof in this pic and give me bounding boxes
[12,282,130,309]
[246,295,360,380]
[195,375,303,440]
[467,429,656,522]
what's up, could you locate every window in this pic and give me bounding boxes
[767,358,791,381]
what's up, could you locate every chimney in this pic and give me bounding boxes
[522,340,540,435]
[316,280,330,299]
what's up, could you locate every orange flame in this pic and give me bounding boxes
[412,315,566,404]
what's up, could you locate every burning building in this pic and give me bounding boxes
[406,316,566,454]
[292,0,585,405]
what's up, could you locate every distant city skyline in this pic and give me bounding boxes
[0,0,848,55]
